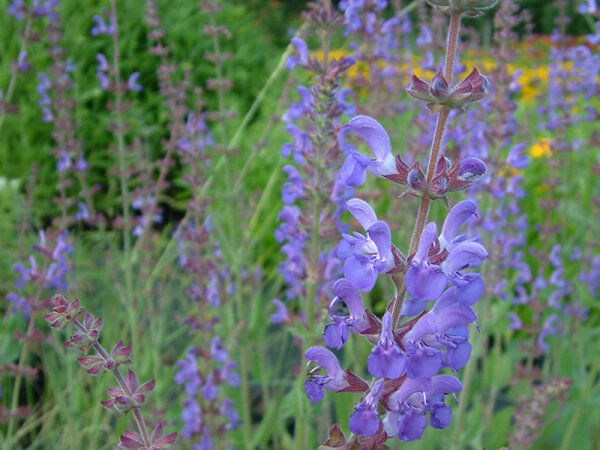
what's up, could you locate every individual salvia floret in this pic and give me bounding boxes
[304,346,369,404]
[339,115,398,187]
[406,68,490,113]
[349,378,385,436]
[382,375,461,441]
[402,290,477,376]
[91,13,116,36]
[337,198,396,292]
[323,279,370,349]
[367,312,407,379]
[427,0,498,16]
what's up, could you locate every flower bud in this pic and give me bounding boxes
[406,68,489,111]
[64,313,103,354]
[430,70,449,98]
[457,157,487,181]
[407,167,426,191]
[44,295,83,330]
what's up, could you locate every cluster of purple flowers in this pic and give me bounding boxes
[171,104,241,446]
[174,339,240,448]
[30,2,99,228]
[7,230,72,318]
[7,0,58,21]
[174,223,242,447]
[305,114,488,442]
[490,2,599,361]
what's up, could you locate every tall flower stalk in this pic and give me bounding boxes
[303,1,495,446]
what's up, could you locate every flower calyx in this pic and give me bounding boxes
[64,312,103,354]
[117,425,178,449]
[386,155,486,202]
[406,68,489,112]
[77,340,132,376]
[101,370,155,414]
[44,294,84,330]
[318,423,390,450]
[427,0,499,16]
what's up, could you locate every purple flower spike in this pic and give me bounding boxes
[323,279,368,349]
[349,379,384,436]
[405,223,447,301]
[337,199,394,292]
[368,312,407,379]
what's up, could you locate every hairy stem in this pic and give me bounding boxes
[72,319,151,446]
[391,11,461,328]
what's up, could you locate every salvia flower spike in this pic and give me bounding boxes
[45,294,177,448]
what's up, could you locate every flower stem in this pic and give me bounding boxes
[71,319,152,447]
[391,11,461,328]
[444,11,461,85]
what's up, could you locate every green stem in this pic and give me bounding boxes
[239,350,252,446]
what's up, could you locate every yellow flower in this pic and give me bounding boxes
[529,137,553,158]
